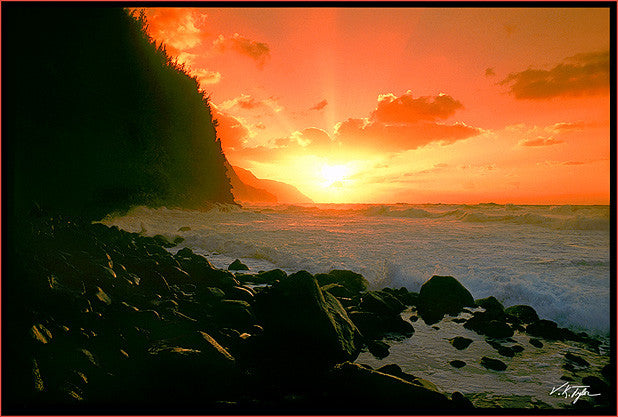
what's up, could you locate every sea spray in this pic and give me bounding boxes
[102,203,610,334]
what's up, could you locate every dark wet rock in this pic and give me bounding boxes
[315,269,368,294]
[452,318,467,323]
[451,391,474,409]
[560,375,575,381]
[484,320,514,339]
[529,338,544,348]
[216,300,255,330]
[225,285,255,303]
[408,315,418,322]
[450,360,466,368]
[504,305,539,324]
[367,340,390,359]
[139,269,171,297]
[228,259,249,271]
[480,357,507,371]
[321,283,353,298]
[382,287,418,306]
[565,352,590,368]
[449,336,473,350]
[252,268,287,285]
[581,375,610,397]
[601,363,613,383]
[349,311,414,339]
[496,345,515,357]
[432,326,440,330]
[327,362,452,409]
[359,291,405,316]
[204,269,240,290]
[417,275,474,324]
[526,319,562,340]
[178,226,191,232]
[475,296,505,319]
[511,344,524,353]
[254,271,361,371]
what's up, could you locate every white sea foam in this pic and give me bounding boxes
[102,203,611,334]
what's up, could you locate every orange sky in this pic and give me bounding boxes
[140,7,611,204]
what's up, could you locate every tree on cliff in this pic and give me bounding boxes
[3,6,235,220]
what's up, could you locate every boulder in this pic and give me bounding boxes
[359,291,405,316]
[564,352,589,368]
[228,259,249,271]
[253,268,287,285]
[529,338,543,348]
[315,269,368,294]
[417,276,474,324]
[475,296,504,319]
[484,320,514,339]
[254,271,361,370]
[480,357,507,371]
[526,319,562,340]
[349,311,414,339]
[225,286,255,303]
[320,283,353,299]
[367,340,390,359]
[451,391,474,409]
[504,305,539,324]
[216,300,256,330]
[450,360,466,368]
[449,337,473,350]
[326,362,452,409]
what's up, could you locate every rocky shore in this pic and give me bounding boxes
[4,216,613,413]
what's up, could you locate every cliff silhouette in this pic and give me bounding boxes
[3,6,234,221]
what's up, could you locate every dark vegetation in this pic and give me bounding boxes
[3,6,234,222]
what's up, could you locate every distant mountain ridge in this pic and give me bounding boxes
[226,164,314,204]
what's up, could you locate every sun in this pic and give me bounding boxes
[321,164,348,187]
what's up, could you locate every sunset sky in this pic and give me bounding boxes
[140,7,611,204]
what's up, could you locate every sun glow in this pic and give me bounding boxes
[320,164,348,187]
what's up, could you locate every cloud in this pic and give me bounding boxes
[210,105,251,150]
[371,91,463,123]
[220,94,282,113]
[192,68,221,86]
[310,99,328,111]
[141,8,209,51]
[518,136,564,147]
[485,68,496,77]
[214,33,270,68]
[501,50,609,99]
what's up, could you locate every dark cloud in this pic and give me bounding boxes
[371,91,463,123]
[214,33,270,68]
[501,51,609,99]
[221,94,282,113]
[485,68,496,77]
[519,136,564,147]
[310,99,328,111]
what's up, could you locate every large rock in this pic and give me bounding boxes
[315,269,368,294]
[326,362,453,409]
[526,319,563,340]
[254,271,361,370]
[504,305,539,324]
[359,291,405,316]
[475,296,505,319]
[348,311,415,339]
[417,276,474,324]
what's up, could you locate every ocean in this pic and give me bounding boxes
[102,203,611,403]
[103,202,611,335]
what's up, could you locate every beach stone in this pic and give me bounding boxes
[450,360,466,368]
[511,344,524,353]
[529,338,543,348]
[504,305,539,324]
[367,340,390,359]
[327,362,452,409]
[376,364,413,381]
[321,283,353,298]
[480,357,507,371]
[359,291,405,316]
[254,270,361,370]
[382,287,418,306]
[315,269,368,294]
[451,391,474,409]
[409,315,419,322]
[216,300,255,330]
[581,375,610,397]
[228,259,249,271]
[526,319,562,340]
[253,268,287,284]
[449,337,473,350]
[178,226,191,232]
[565,352,589,368]
[417,275,474,324]
[484,320,514,339]
[225,286,255,303]
[475,296,505,319]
